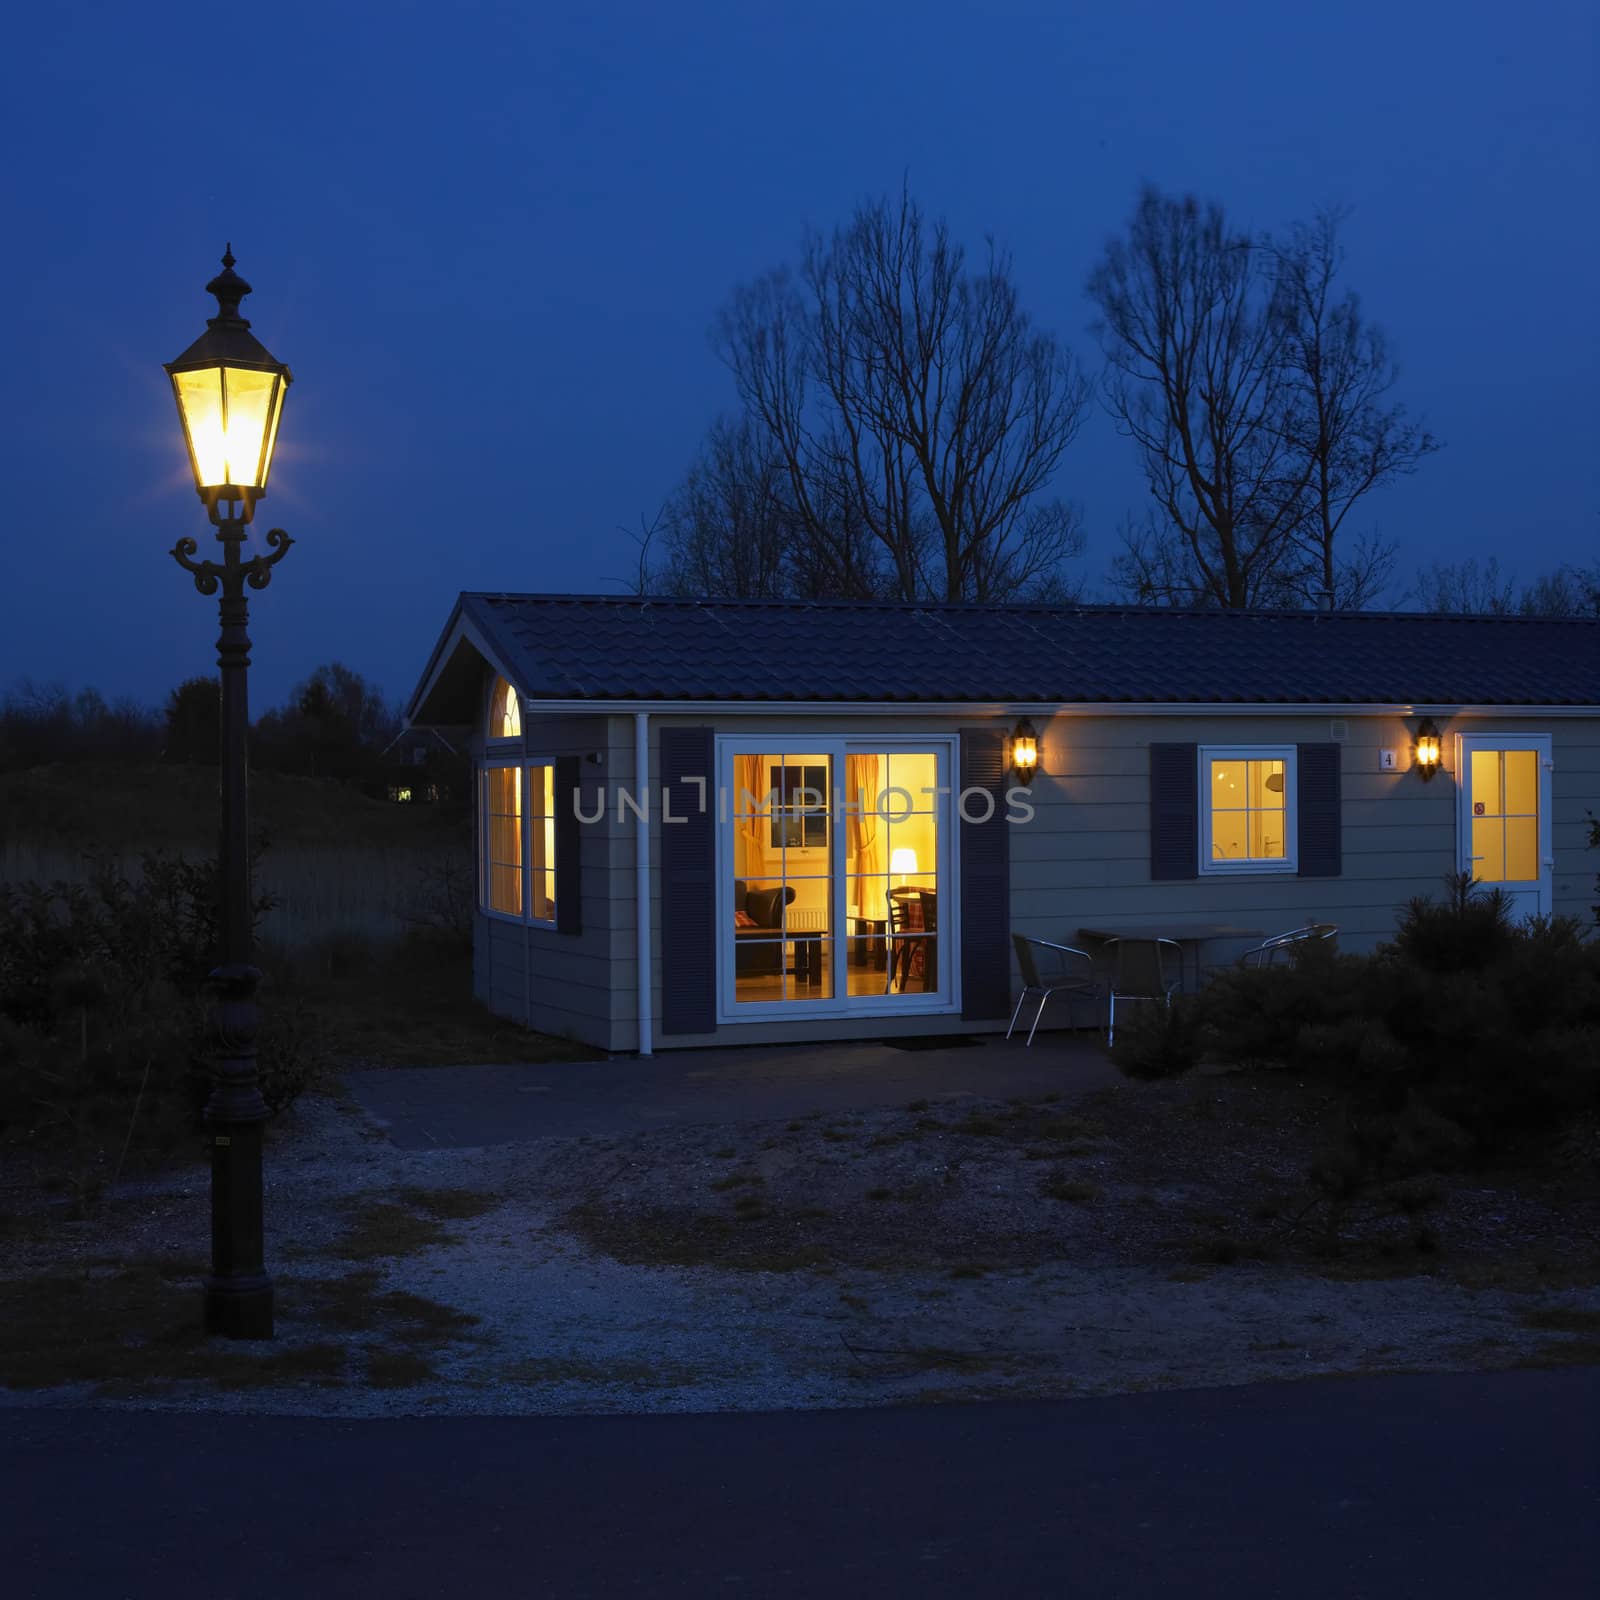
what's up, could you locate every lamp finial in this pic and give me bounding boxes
[205,246,252,328]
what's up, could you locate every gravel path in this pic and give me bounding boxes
[3,1075,1597,1417]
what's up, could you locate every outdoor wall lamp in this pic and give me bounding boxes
[1011,718,1039,786]
[1414,717,1442,781]
[166,248,296,1341]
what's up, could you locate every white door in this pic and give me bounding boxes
[1457,734,1553,920]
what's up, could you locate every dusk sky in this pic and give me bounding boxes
[2,0,1594,715]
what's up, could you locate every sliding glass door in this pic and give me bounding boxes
[719,738,955,1019]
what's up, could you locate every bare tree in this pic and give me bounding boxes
[1267,210,1438,608]
[656,418,826,598]
[1409,557,1600,616]
[1089,187,1308,608]
[709,187,1089,602]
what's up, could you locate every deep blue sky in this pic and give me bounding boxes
[1,0,1594,715]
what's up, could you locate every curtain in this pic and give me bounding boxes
[735,753,766,875]
[846,753,883,916]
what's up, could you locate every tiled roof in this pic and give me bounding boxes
[454,593,1600,706]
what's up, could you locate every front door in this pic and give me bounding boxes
[1457,734,1552,920]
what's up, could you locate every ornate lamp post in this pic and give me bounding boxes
[165,247,294,1339]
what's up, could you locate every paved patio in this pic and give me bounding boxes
[344,1032,1119,1149]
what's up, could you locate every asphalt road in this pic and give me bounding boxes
[3,1369,1594,1599]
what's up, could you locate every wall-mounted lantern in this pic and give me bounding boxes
[1414,717,1442,780]
[1010,718,1039,786]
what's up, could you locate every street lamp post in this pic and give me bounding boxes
[165,247,294,1340]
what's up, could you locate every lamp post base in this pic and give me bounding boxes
[204,1273,275,1339]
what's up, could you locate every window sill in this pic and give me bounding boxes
[479,906,559,930]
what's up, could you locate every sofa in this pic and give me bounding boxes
[733,878,795,977]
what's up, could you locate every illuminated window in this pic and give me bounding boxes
[481,761,557,923]
[489,676,521,740]
[1199,746,1297,874]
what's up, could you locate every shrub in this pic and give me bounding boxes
[1108,997,1206,1080]
[0,849,328,1205]
[1113,876,1600,1236]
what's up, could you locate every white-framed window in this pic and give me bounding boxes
[1199,745,1297,874]
[714,735,960,1023]
[480,760,557,924]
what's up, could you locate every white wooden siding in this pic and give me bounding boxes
[479,705,1600,1053]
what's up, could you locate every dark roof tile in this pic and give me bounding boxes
[455,594,1600,706]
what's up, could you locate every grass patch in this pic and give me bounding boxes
[328,1202,451,1261]
[365,1350,438,1389]
[295,1273,480,1347]
[271,936,604,1069]
[1040,1176,1101,1204]
[394,1186,498,1222]
[952,1115,1005,1137]
[503,1355,703,1388]
[565,1202,833,1272]
[1518,1340,1600,1369]
[1520,1306,1600,1335]
[0,1264,350,1393]
[325,1186,496,1260]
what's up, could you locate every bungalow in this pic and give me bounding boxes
[405,594,1600,1055]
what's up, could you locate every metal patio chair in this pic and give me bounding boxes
[1238,923,1339,969]
[1007,935,1102,1046]
[1104,936,1183,1045]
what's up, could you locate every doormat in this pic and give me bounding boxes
[883,1035,982,1052]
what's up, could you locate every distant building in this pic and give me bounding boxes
[379,724,466,803]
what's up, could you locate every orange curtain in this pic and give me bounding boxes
[847,753,883,914]
[735,754,767,875]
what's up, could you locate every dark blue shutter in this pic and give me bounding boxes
[1149,743,1198,880]
[660,726,716,1034]
[1297,743,1342,878]
[555,754,582,934]
[960,728,1011,1021]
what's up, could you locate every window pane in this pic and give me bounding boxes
[845,934,890,993]
[491,678,521,739]
[887,813,936,881]
[886,752,938,808]
[1470,750,1502,817]
[1503,817,1538,882]
[531,869,556,922]
[1471,817,1504,882]
[1249,804,1287,859]
[1211,810,1248,861]
[786,936,833,1000]
[1211,760,1245,808]
[1503,751,1538,817]
[489,863,522,916]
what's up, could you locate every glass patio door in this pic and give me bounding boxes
[1458,734,1552,920]
[720,739,953,1017]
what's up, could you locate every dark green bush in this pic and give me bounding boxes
[1108,997,1207,1080]
[1112,876,1600,1213]
[0,851,329,1207]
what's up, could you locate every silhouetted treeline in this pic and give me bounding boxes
[0,663,457,797]
[0,681,163,771]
